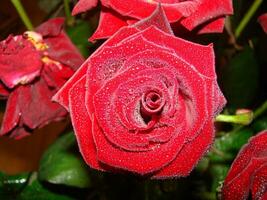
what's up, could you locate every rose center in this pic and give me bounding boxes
[140,90,165,124]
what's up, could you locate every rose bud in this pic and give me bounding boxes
[53,5,226,178]
[72,0,233,41]
[0,18,84,139]
[258,13,267,34]
[222,130,267,200]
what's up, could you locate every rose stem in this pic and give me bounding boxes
[215,112,253,125]
[254,99,267,118]
[63,0,75,26]
[218,99,267,134]
[235,0,263,39]
[11,0,34,31]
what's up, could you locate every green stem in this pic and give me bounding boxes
[11,0,34,31]
[229,99,267,133]
[63,0,75,26]
[215,112,253,125]
[254,100,267,118]
[235,0,263,39]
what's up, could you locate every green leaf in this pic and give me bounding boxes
[221,46,259,108]
[19,173,74,200]
[209,164,229,194]
[0,172,29,196]
[252,116,267,132]
[38,132,91,188]
[208,128,253,162]
[66,20,93,58]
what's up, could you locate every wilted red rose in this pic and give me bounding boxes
[53,6,226,178]
[258,13,267,34]
[72,0,233,41]
[222,131,267,200]
[0,18,84,139]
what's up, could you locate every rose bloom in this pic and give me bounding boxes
[0,18,84,139]
[53,6,226,178]
[258,13,267,34]
[72,0,233,41]
[222,131,267,200]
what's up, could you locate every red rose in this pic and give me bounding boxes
[258,13,267,34]
[0,18,84,139]
[72,0,233,41]
[222,131,267,200]
[53,6,226,178]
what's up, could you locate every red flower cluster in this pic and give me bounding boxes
[72,0,233,41]
[258,13,267,34]
[0,18,84,139]
[222,131,267,200]
[53,6,225,178]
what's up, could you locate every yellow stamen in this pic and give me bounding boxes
[24,31,48,51]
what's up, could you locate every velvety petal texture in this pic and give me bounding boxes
[54,6,225,178]
[258,13,267,34]
[72,0,233,41]
[222,131,267,200]
[0,18,84,139]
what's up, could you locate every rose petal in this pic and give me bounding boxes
[101,0,200,22]
[52,26,140,110]
[18,79,67,130]
[0,35,42,88]
[86,34,174,117]
[36,18,65,37]
[197,17,225,34]
[258,13,267,34]
[180,0,233,31]
[133,4,173,35]
[251,164,267,200]
[69,75,104,170]
[222,131,267,200]
[0,89,21,135]
[223,157,267,200]
[42,62,74,89]
[0,82,9,98]
[72,0,98,15]
[44,31,84,70]
[89,7,129,42]
[224,132,267,185]
[92,113,188,174]
[153,120,213,178]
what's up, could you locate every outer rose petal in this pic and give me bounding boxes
[0,35,42,88]
[18,79,67,130]
[89,7,128,42]
[69,75,104,170]
[0,89,21,135]
[222,131,267,200]
[258,13,267,34]
[180,0,233,32]
[197,17,225,34]
[251,164,267,200]
[36,18,65,37]
[72,0,98,15]
[153,121,213,178]
[101,0,200,22]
